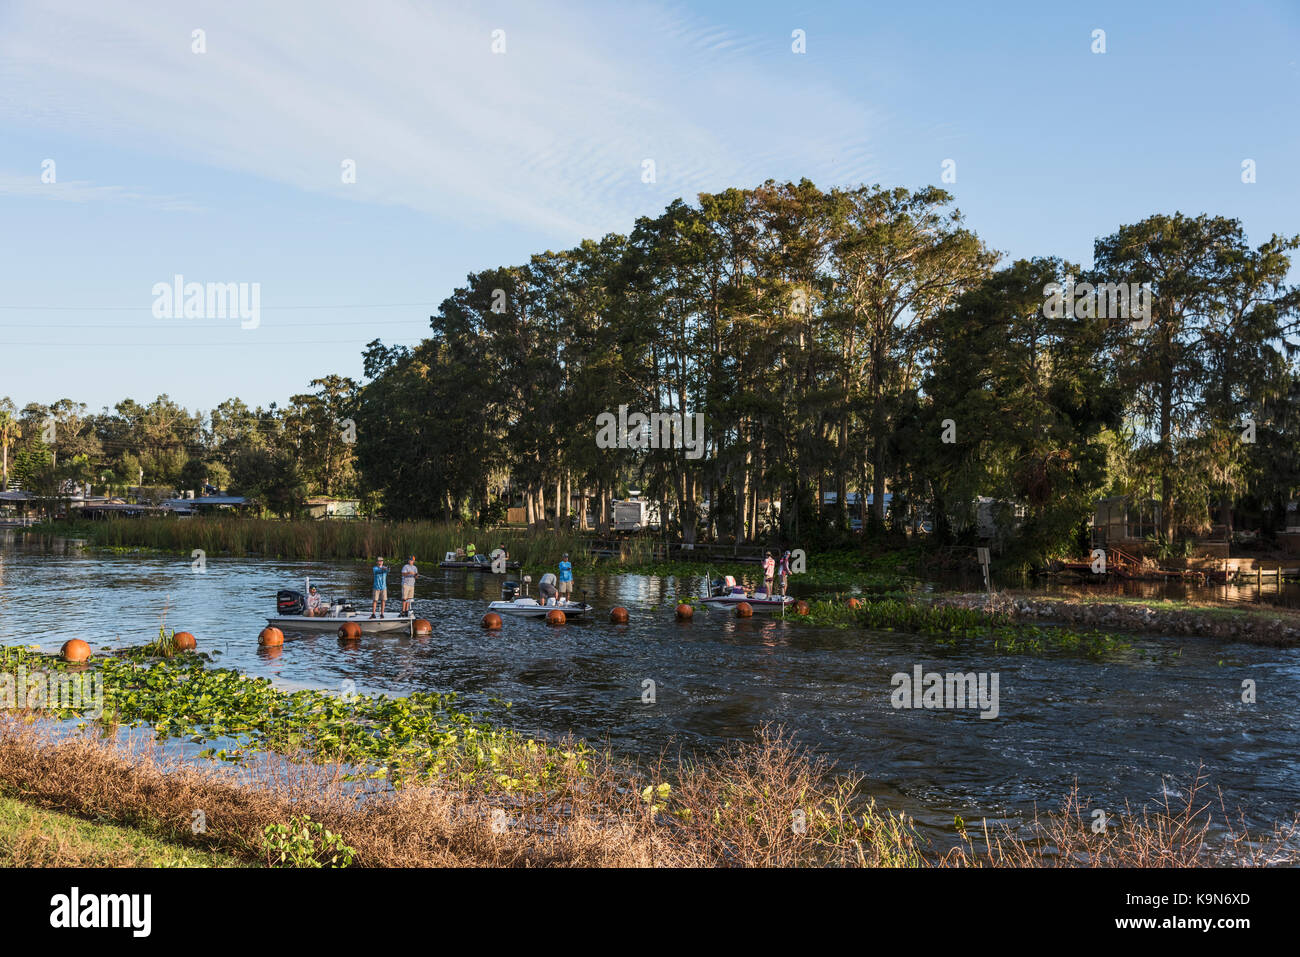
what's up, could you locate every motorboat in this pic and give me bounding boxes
[486,579,594,619]
[268,588,415,634]
[699,575,796,613]
[438,551,521,571]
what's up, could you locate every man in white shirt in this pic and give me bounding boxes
[400,555,418,616]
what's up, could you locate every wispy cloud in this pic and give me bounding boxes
[0,0,880,238]
[0,171,204,211]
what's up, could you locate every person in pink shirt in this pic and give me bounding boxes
[762,552,776,595]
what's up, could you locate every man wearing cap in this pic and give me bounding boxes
[370,556,389,619]
[557,553,574,604]
[400,555,418,616]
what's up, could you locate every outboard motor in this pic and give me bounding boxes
[277,589,305,616]
[501,580,519,601]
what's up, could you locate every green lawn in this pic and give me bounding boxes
[0,793,251,868]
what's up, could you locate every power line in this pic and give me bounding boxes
[1,338,421,347]
[0,302,440,311]
[0,318,433,329]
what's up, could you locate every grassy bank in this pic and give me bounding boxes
[3,645,1295,867]
[0,791,248,867]
[4,714,1292,868]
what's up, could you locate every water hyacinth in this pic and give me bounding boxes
[793,598,1129,657]
[0,643,579,790]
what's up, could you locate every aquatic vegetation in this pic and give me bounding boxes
[38,518,928,592]
[30,517,617,570]
[262,815,354,868]
[137,626,190,659]
[0,644,568,789]
[793,598,1130,657]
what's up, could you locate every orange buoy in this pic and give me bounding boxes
[794,600,810,616]
[338,621,362,640]
[734,602,753,618]
[413,619,433,636]
[258,627,284,646]
[60,639,91,663]
[847,597,862,610]
[609,606,629,624]
[546,609,567,626]
[173,631,197,651]
[675,603,694,620]
[481,612,503,630]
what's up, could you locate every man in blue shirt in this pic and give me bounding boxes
[370,557,389,619]
[557,553,573,603]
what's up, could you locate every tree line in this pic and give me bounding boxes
[0,376,358,517]
[353,180,1300,562]
[5,178,1299,564]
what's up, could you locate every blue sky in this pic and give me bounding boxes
[1,0,1297,413]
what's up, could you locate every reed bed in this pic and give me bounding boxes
[41,517,656,568]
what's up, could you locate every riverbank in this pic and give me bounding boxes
[22,517,914,588]
[24,518,631,569]
[933,592,1300,648]
[2,646,1295,867]
[0,791,248,867]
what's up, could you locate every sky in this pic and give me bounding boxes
[1,0,1297,414]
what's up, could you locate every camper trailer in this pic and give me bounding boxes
[612,498,661,533]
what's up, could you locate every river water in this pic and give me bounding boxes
[1,532,1297,845]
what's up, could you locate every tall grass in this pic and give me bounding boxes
[40,517,655,568]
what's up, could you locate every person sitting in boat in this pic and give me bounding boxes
[370,557,389,619]
[538,571,558,605]
[305,585,325,617]
[557,554,573,604]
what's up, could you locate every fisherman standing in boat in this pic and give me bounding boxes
[370,557,389,619]
[400,554,418,616]
[557,553,573,604]
[466,542,476,560]
[538,570,558,605]
[778,550,791,597]
[762,551,776,595]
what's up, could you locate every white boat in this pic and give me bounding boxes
[271,582,415,635]
[701,575,796,613]
[486,598,594,619]
[266,612,414,634]
[488,579,594,618]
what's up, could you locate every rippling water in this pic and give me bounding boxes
[2,531,1297,843]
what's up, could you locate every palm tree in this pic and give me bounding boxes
[0,403,19,491]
